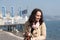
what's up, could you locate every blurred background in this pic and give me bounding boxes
[0,0,60,40]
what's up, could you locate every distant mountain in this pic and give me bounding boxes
[44,15,60,21]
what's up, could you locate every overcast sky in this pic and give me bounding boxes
[0,0,60,16]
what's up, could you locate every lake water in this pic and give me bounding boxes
[45,21,60,40]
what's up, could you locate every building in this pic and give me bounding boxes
[2,7,6,17]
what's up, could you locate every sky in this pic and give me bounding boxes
[0,0,60,16]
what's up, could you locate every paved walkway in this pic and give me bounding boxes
[0,30,24,40]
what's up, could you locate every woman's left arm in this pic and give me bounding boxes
[40,22,46,40]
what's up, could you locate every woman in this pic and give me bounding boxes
[23,8,46,40]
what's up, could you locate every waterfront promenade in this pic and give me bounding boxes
[0,30,24,40]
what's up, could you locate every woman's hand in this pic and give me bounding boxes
[23,32,32,40]
[23,32,31,37]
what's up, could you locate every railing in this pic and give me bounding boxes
[0,23,24,32]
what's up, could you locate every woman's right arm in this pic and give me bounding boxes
[23,21,28,33]
[23,21,31,36]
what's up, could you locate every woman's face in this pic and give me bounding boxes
[35,11,41,22]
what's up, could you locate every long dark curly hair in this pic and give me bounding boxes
[28,8,44,33]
